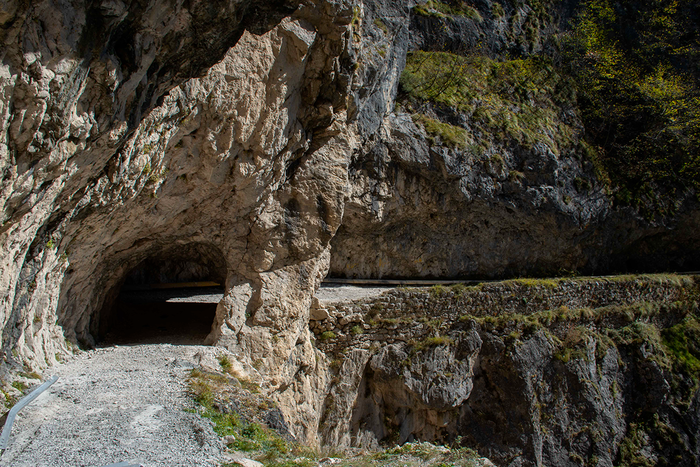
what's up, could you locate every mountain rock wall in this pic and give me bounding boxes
[0,0,699,454]
[329,0,700,279]
[314,275,700,466]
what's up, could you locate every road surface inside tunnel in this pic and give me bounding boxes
[100,282,400,345]
[101,287,223,345]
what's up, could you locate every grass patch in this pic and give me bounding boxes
[450,283,470,296]
[373,18,388,34]
[412,114,471,149]
[413,1,483,22]
[414,335,454,351]
[505,278,560,289]
[662,317,700,374]
[401,51,577,153]
[430,284,448,297]
[18,371,41,380]
[11,381,27,393]
[218,355,232,373]
[320,331,337,341]
[188,367,314,466]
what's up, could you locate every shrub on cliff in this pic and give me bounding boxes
[564,0,700,214]
[400,51,577,153]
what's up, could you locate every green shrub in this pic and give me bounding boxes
[401,51,576,152]
[218,355,232,373]
[320,331,336,341]
[662,317,700,375]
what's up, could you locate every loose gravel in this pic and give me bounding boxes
[0,285,393,466]
[314,285,394,303]
[118,284,394,306]
[1,345,225,467]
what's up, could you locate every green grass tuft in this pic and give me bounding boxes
[412,114,471,149]
[401,51,577,153]
[320,331,337,341]
[218,355,233,373]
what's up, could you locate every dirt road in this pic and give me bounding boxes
[1,345,225,467]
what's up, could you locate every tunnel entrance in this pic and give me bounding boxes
[99,243,227,345]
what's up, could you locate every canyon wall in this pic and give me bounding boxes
[0,0,699,456]
[314,275,700,467]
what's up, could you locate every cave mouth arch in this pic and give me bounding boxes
[98,242,227,345]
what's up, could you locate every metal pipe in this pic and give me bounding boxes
[0,375,58,450]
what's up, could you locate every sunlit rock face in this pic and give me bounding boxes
[0,0,412,444]
[1,0,699,450]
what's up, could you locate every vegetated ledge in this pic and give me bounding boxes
[187,354,496,467]
[311,273,700,466]
[311,274,699,346]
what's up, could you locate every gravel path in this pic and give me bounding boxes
[119,287,225,304]
[314,285,394,303]
[117,284,395,305]
[1,345,225,467]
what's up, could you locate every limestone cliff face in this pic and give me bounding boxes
[1,0,699,455]
[329,0,700,280]
[0,0,413,445]
[0,0,354,443]
[313,276,700,466]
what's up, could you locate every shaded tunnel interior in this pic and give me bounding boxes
[99,243,227,345]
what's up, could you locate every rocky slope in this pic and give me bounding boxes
[0,0,698,464]
[313,274,700,467]
[329,0,700,279]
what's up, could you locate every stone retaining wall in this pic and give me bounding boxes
[311,274,698,351]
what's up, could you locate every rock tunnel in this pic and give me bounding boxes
[97,243,227,345]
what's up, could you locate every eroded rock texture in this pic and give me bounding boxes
[315,276,700,466]
[0,0,363,443]
[0,0,421,444]
[1,0,699,455]
[329,1,700,279]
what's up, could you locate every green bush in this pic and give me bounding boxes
[320,331,336,340]
[662,317,700,375]
[564,0,700,212]
[218,355,232,373]
[400,51,577,152]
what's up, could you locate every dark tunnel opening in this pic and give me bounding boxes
[98,243,227,345]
